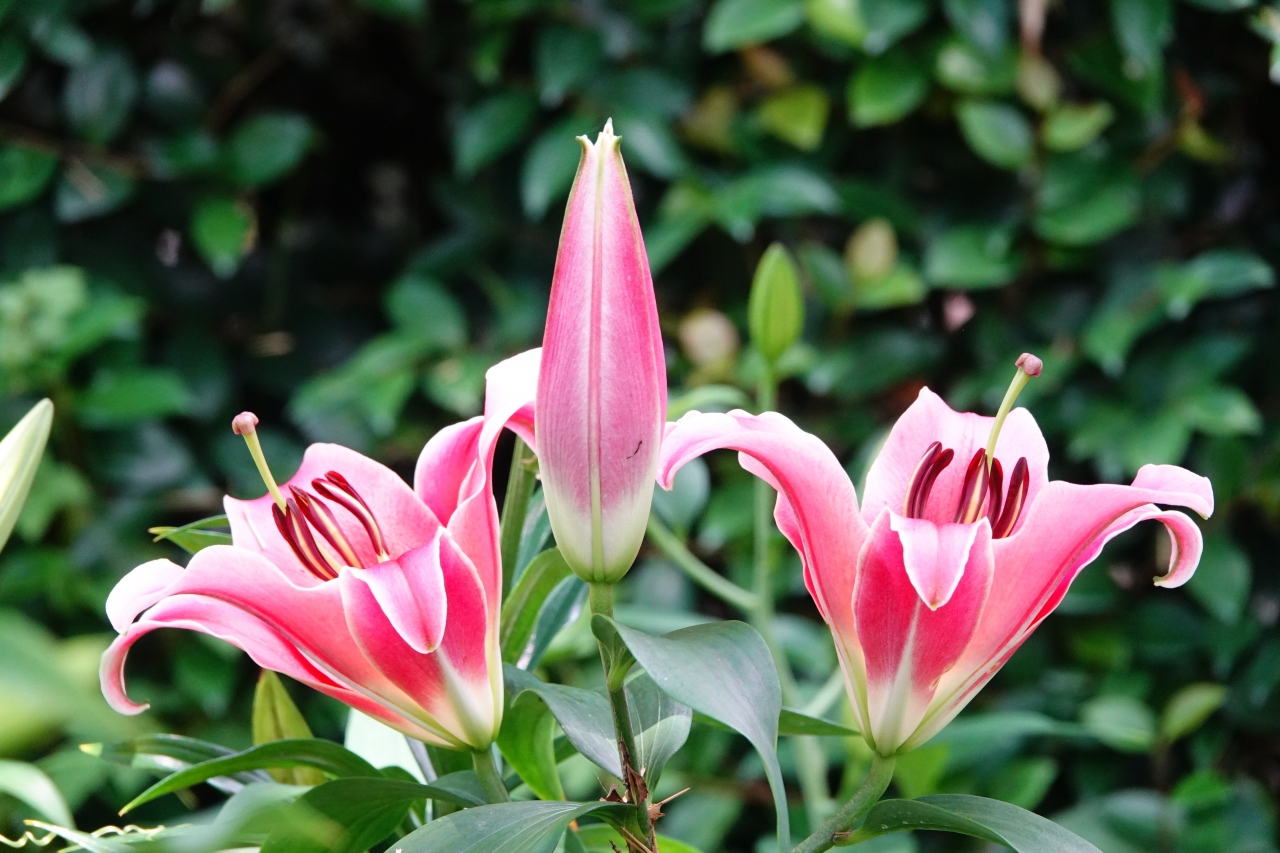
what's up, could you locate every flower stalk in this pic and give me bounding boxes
[790,754,897,853]
[498,436,537,595]
[471,748,511,804]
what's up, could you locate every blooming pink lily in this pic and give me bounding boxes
[100,351,539,751]
[537,120,666,583]
[657,358,1212,755]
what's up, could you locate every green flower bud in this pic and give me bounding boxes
[748,243,804,365]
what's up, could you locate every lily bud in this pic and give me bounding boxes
[748,243,804,364]
[536,121,667,584]
[0,399,53,553]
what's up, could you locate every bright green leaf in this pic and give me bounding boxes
[955,99,1033,169]
[1159,683,1227,742]
[397,801,630,853]
[849,51,929,127]
[0,144,58,211]
[757,85,829,150]
[703,0,805,53]
[943,0,1010,55]
[76,369,192,428]
[190,196,256,278]
[253,671,325,787]
[223,112,315,187]
[1042,102,1115,151]
[454,91,538,178]
[841,794,1102,851]
[924,223,1020,288]
[1081,695,1157,753]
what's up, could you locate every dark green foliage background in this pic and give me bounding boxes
[0,0,1278,849]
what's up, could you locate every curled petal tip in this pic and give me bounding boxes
[1016,352,1043,377]
[232,412,259,435]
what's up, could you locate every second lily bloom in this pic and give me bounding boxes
[537,120,667,584]
[658,358,1213,755]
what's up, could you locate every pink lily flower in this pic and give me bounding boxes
[657,356,1213,755]
[100,351,539,751]
[537,119,667,583]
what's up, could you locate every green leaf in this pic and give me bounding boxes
[703,0,805,53]
[262,778,464,853]
[253,671,325,787]
[28,16,93,67]
[521,117,595,220]
[591,617,789,851]
[454,91,538,178]
[955,99,1033,169]
[841,794,1102,851]
[535,27,603,107]
[853,262,928,309]
[0,760,74,827]
[778,708,860,737]
[988,757,1059,810]
[1157,249,1274,320]
[576,826,708,853]
[63,47,137,144]
[122,738,381,813]
[76,368,192,427]
[54,164,135,222]
[190,195,256,278]
[936,38,1018,94]
[1159,683,1228,742]
[860,0,931,53]
[756,85,829,151]
[1175,384,1262,435]
[397,801,630,853]
[626,671,693,785]
[497,690,565,800]
[504,665,619,777]
[223,112,315,187]
[924,223,1020,288]
[502,548,572,664]
[1035,154,1140,246]
[0,35,28,101]
[1081,695,1157,753]
[805,0,867,47]
[943,0,1010,55]
[1112,0,1172,76]
[1042,102,1115,151]
[85,734,270,789]
[748,243,804,363]
[849,51,930,127]
[385,272,468,348]
[0,144,58,211]
[149,513,233,554]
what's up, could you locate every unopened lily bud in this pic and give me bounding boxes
[748,243,804,365]
[1016,352,1043,377]
[537,120,666,584]
[0,399,53,553]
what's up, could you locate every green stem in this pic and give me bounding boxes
[751,364,832,826]
[499,437,537,596]
[472,748,511,803]
[645,515,759,611]
[588,582,654,852]
[790,754,897,853]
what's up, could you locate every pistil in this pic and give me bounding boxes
[984,353,1043,470]
[232,412,285,510]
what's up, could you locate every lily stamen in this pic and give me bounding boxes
[992,458,1029,538]
[291,487,363,568]
[312,471,390,561]
[953,450,990,524]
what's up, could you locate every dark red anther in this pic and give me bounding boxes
[291,486,362,568]
[992,457,1029,538]
[953,449,990,524]
[273,500,340,580]
[313,471,389,560]
[902,442,955,519]
[986,457,1004,529]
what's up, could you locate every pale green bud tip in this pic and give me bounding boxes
[232,411,259,436]
[1016,352,1043,377]
[79,743,103,756]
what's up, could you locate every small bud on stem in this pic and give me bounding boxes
[984,353,1043,469]
[232,411,286,509]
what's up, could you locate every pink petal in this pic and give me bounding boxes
[227,443,439,569]
[536,126,667,580]
[854,509,993,754]
[887,513,983,609]
[105,559,184,633]
[658,410,867,647]
[861,388,1049,531]
[345,538,449,655]
[340,531,497,749]
[934,471,1214,724]
[416,418,483,528]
